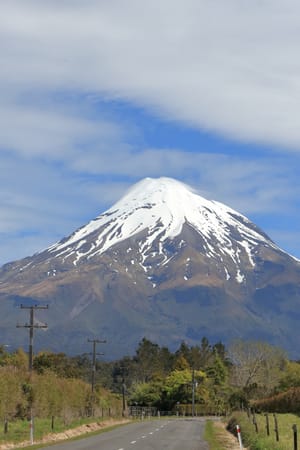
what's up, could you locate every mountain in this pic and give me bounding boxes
[0,177,300,359]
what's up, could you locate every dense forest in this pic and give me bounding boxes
[1,337,300,424]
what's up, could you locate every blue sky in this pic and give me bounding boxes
[0,0,300,265]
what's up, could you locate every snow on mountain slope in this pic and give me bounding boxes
[46,177,279,273]
[1,177,300,358]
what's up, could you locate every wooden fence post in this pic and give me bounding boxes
[293,424,298,450]
[273,413,279,442]
[265,413,270,436]
[252,411,258,433]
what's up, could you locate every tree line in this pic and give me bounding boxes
[0,336,299,422]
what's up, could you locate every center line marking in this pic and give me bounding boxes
[130,440,137,444]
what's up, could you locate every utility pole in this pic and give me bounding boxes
[192,368,195,417]
[87,338,106,415]
[17,304,48,372]
[16,304,48,444]
[121,366,127,417]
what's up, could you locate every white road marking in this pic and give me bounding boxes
[116,422,168,449]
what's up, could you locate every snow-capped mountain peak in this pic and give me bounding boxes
[47,177,276,274]
[2,178,300,358]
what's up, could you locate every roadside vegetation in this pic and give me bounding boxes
[204,420,229,450]
[227,411,300,449]
[1,337,300,448]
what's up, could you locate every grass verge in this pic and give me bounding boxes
[0,416,130,449]
[228,411,300,450]
[204,420,227,450]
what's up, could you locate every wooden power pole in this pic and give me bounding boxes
[16,304,48,444]
[87,338,106,415]
[17,304,48,372]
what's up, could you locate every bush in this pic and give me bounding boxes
[253,387,300,413]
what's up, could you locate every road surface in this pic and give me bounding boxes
[41,418,209,450]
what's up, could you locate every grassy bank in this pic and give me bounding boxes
[0,416,128,448]
[228,411,300,449]
[0,416,90,444]
[204,419,241,450]
[204,420,227,450]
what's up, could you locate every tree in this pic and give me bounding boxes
[174,354,190,371]
[129,381,162,406]
[199,337,213,366]
[164,368,206,406]
[158,346,175,375]
[134,338,161,382]
[33,351,82,378]
[175,342,191,363]
[205,350,230,414]
[278,360,300,391]
[206,350,228,386]
[213,341,227,362]
[228,339,287,397]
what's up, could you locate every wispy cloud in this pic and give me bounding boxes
[0,1,299,264]
[0,145,298,264]
[2,0,300,149]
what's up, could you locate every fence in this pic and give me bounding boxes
[246,409,298,450]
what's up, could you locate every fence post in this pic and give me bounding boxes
[273,413,279,442]
[265,413,270,436]
[252,411,258,433]
[293,424,298,450]
[236,424,243,449]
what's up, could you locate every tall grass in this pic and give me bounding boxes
[0,415,115,446]
[228,411,300,450]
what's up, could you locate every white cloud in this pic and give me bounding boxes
[0,145,299,265]
[0,0,300,264]
[1,0,300,149]
[0,98,125,160]
[68,146,300,215]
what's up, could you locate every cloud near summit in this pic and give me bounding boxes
[0,0,300,264]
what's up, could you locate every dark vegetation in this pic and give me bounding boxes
[0,336,299,429]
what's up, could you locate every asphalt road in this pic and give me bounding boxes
[40,418,209,450]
